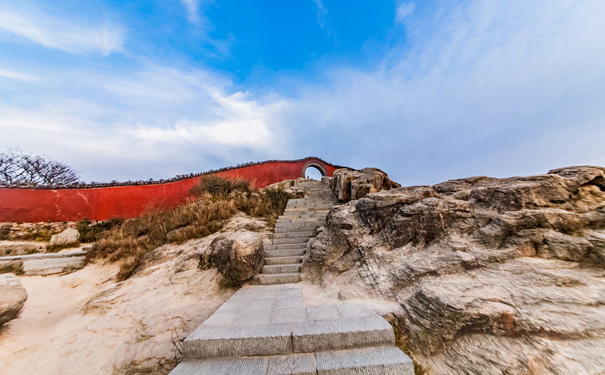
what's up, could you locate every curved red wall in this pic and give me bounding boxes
[0,158,341,222]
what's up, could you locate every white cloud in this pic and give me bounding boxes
[0,64,288,181]
[285,0,605,184]
[396,2,415,23]
[0,68,39,82]
[312,0,329,29]
[0,7,125,55]
[181,0,202,25]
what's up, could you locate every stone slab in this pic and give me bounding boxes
[263,264,300,274]
[292,316,395,353]
[265,249,306,258]
[253,273,302,285]
[315,346,415,375]
[267,353,316,375]
[184,324,293,359]
[265,243,307,250]
[306,305,340,321]
[336,303,375,319]
[265,256,303,265]
[271,237,312,245]
[171,358,267,375]
[270,308,308,325]
[272,231,315,239]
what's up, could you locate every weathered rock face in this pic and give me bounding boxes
[0,273,27,326]
[50,228,80,246]
[204,230,265,285]
[304,166,605,374]
[331,168,401,202]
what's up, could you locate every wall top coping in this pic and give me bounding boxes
[0,156,350,191]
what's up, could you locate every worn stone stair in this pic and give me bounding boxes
[170,284,414,375]
[253,179,336,286]
[168,179,415,374]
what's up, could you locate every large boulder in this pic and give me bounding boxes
[203,230,264,285]
[304,166,605,374]
[0,273,27,326]
[331,168,400,202]
[50,228,80,246]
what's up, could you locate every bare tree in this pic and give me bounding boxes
[0,148,81,186]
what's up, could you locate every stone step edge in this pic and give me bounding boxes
[264,256,303,265]
[171,346,414,375]
[182,315,395,359]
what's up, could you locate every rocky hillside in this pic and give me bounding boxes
[304,166,605,375]
[0,214,270,375]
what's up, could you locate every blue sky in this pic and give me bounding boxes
[1,0,604,185]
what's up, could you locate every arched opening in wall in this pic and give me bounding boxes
[304,166,324,180]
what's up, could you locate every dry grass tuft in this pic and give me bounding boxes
[88,175,292,281]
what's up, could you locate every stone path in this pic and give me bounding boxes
[170,179,414,374]
[171,284,414,374]
[253,180,335,285]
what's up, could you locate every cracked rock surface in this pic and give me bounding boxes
[303,166,605,374]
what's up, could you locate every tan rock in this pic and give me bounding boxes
[0,273,27,326]
[331,168,400,202]
[204,230,265,285]
[304,165,605,374]
[49,228,80,246]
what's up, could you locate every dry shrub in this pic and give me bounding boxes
[88,176,292,281]
[76,218,123,243]
[189,175,251,197]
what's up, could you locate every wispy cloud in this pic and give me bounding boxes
[180,0,202,25]
[396,2,415,23]
[312,0,329,30]
[0,6,125,55]
[0,67,39,82]
[284,0,605,184]
[0,64,287,181]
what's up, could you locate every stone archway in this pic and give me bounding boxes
[301,161,328,179]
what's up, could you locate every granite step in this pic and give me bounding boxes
[271,237,314,245]
[183,323,293,359]
[284,207,332,212]
[292,315,395,353]
[265,249,306,258]
[274,222,325,229]
[171,347,413,375]
[264,256,303,265]
[315,346,414,375]
[262,264,300,274]
[272,231,315,239]
[253,273,302,285]
[282,211,329,217]
[274,226,320,233]
[265,243,307,250]
[276,218,326,224]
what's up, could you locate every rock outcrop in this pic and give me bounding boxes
[0,273,27,326]
[0,214,270,375]
[331,168,400,202]
[49,228,80,246]
[304,166,605,374]
[203,230,265,285]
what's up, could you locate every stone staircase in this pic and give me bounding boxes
[168,179,415,374]
[253,180,336,285]
[170,285,414,375]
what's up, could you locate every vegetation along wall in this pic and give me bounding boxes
[0,157,343,222]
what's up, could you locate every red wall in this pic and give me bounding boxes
[0,158,341,222]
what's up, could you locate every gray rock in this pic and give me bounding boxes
[204,230,264,284]
[0,273,27,326]
[331,168,400,202]
[302,165,605,374]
